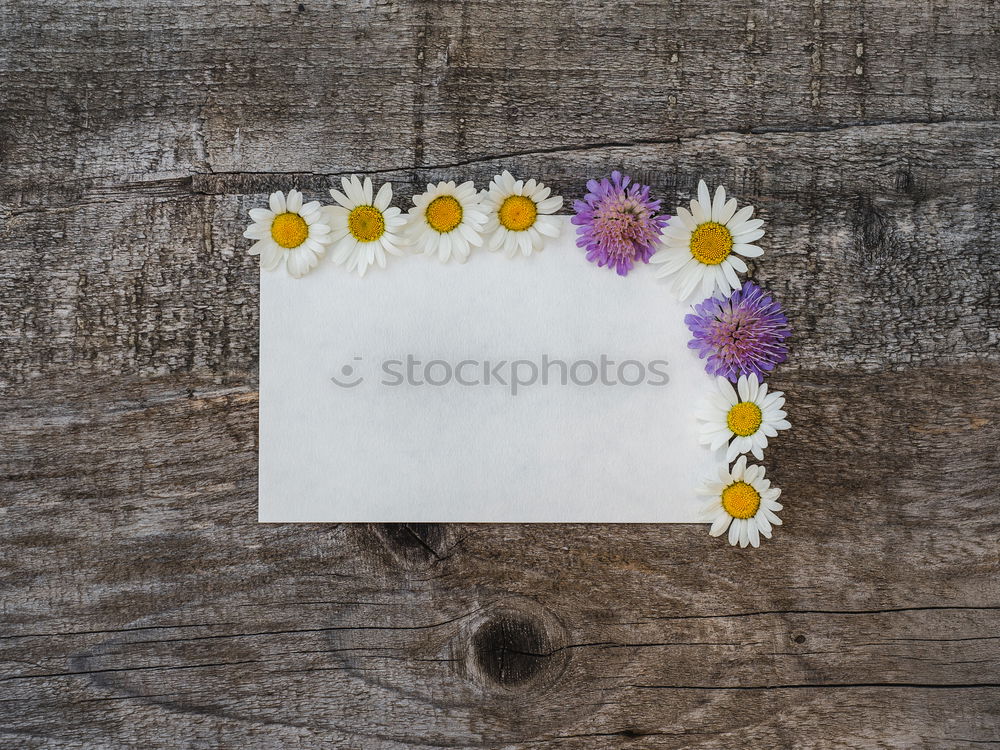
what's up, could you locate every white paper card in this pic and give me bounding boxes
[259,217,723,522]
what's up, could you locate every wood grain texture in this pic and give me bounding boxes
[1,0,999,747]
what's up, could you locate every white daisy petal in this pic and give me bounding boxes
[716,197,738,225]
[713,432,733,452]
[690,198,707,224]
[259,242,282,270]
[721,259,742,290]
[438,232,452,262]
[652,250,691,275]
[453,236,471,262]
[697,180,711,216]
[677,264,703,300]
[536,196,563,213]
[710,266,728,296]
[737,376,750,402]
[725,441,740,462]
[717,377,738,405]
[727,205,754,227]
[732,228,765,244]
[711,185,727,222]
[342,176,363,204]
[734,243,764,258]
[535,216,562,238]
[329,187,352,209]
[243,224,269,240]
[374,182,393,211]
[737,520,750,548]
[285,247,312,278]
[249,208,274,223]
[675,206,697,230]
[710,514,731,537]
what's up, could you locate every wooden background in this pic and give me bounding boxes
[2,0,999,747]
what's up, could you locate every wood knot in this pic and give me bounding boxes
[461,601,568,693]
[366,523,451,568]
[472,613,549,686]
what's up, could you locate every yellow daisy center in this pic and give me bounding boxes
[690,221,733,265]
[271,212,309,249]
[498,194,538,232]
[727,401,763,437]
[348,205,386,243]
[721,481,761,519]
[425,195,463,233]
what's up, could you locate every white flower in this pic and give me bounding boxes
[324,176,407,277]
[244,189,332,279]
[479,170,563,257]
[699,456,782,548]
[405,181,487,263]
[651,179,764,300]
[698,375,791,462]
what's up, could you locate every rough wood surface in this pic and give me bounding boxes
[1,0,999,747]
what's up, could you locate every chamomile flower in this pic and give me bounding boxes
[699,456,782,548]
[651,180,764,300]
[324,176,407,277]
[698,375,791,462]
[244,189,332,278]
[480,170,563,257]
[405,181,487,263]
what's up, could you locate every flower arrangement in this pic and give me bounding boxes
[243,174,791,548]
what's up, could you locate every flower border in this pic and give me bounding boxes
[245,173,790,547]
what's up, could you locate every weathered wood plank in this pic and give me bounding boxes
[1,0,998,186]
[1,365,998,746]
[1,0,999,746]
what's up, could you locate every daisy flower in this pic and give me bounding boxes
[244,189,332,278]
[686,281,791,383]
[405,181,487,263]
[324,176,407,277]
[480,170,563,257]
[699,455,782,548]
[651,180,764,299]
[571,171,669,276]
[698,375,791,462]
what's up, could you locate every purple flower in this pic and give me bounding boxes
[571,171,669,276]
[685,282,790,383]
